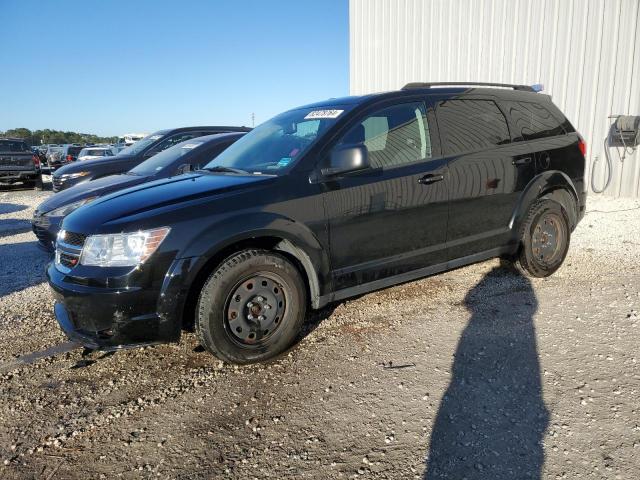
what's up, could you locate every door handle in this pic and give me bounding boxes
[512,157,532,166]
[418,173,444,185]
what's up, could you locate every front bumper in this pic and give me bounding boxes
[47,257,196,350]
[51,174,87,192]
[0,170,39,183]
[31,214,61,253]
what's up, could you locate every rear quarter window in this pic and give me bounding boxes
[436,99,510,155]
[502,101,567,141]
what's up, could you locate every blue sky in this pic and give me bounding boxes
[0,0,349,136]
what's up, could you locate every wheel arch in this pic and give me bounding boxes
[179,226,329,331]
[509,170,580,239]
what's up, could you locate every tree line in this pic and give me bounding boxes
[1,128,117,146]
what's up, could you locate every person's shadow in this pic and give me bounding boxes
[424,265,549,479]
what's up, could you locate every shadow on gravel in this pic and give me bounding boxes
[0,202,28,215]
[424,265,549,479]
[0,240,49,297]
[0,218,33,237]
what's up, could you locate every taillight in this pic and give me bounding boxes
[578,135,587,156]
[32,154,40,168]
[66,155,73,162]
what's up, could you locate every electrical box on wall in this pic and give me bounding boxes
[608,116,640,148]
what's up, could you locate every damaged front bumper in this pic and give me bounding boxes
[46,257,196,350]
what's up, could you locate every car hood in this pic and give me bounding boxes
[53,153,135,176]
[62,172,275,234]
[36,174,148,215]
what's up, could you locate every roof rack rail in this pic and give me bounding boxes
[402,82,537,92]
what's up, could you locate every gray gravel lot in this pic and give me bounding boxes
[0,181,639,479]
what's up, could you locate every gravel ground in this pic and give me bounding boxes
[0,181,639,479]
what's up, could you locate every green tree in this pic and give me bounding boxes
[1,127,117,146]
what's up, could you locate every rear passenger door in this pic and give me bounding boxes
[324,100,449,291]
[435,97,533,258]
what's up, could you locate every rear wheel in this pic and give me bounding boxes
[196,249,307,364]
[516,199,570,277]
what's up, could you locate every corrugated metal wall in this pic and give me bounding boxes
[350,0,640,197]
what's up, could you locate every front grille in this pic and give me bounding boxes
[59,252,79,268]
[55,231,86,272]
[61,231,86,247]
[52,176,63,191]
[33,224,50,244]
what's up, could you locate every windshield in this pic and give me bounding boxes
[119,131,167,156]
[204,107,346,173]
[130,139,204,176]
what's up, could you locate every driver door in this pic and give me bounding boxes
[322,100,449,291]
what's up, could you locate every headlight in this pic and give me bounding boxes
[44,197,97,217]
[79,227,171,267]
[60,171,90,180]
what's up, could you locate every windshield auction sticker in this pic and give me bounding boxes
[304,109,344,119]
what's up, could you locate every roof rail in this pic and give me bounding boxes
[402,82,536,92]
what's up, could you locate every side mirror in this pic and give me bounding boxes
[321,145,370,177]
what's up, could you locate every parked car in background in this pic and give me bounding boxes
[45,145,65,171]
[51,126,251,192]
[61,144,84,163]
[48,83,586,364]
[77,147,116,161]
[0,138,42,189]
[33,132,245,251]
[115,133,147,149]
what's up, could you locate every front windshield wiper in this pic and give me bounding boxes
[203,166,250,175]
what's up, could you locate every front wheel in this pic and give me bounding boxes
[196,250,307,364]
[516,199,571,278]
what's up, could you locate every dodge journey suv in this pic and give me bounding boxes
[48,82,586,364]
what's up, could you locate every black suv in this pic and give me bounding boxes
[51,126,251,191]
[48,83,586,364]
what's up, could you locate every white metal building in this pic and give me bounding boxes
[349,0,640,197]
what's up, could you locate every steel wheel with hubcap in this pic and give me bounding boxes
[517,198,571,278]
[225,274,287,346]
[196,249,306,364]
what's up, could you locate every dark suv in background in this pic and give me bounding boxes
[48,82,586,364]
[51,126,251,191]
[32,132,246,252]
[0,138,42,189]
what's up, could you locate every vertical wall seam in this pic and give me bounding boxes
[587,0,606,194]
[607,0,623,196]
[575,0,590,124]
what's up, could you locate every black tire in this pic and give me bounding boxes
[516,198,570,278]
[33,176,43,191]
[196,249,307,364]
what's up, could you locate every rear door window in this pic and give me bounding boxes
[502,101,566,141]
[436,99,510,155]
[336,101,432,169]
